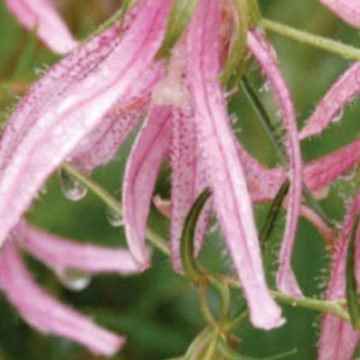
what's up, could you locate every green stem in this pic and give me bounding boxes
[261,19,360,62]
[62,164,351,324]
[61,164,169,255]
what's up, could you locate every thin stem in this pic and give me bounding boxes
[262,19,360,62]
[61,164,169,255]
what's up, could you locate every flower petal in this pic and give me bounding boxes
[3,0,78,53]
[247,30,303,297]
[300,63,360,139]
[15,220,140,275]
[318,190,360,360]
[0,0,172,250]
[318,0,360,29]
[169,109,210,273]
[304,138,360,190]
[123,106,172,268]
[0,241,124,356]
[187,0,284,330]
[70,64,165,171]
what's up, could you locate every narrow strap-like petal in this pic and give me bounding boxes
[187,0,284,330]
[169,109,210,273]
[318,190,360,360]
[15,221,140,275]
[0,241,124,356]
[3,0,78,54]
[304,138,360,190]
[123,106,172,268]
[0,0,173,250]
[247,30,303,297]
[318,0,360,29]
[301,63,360,139]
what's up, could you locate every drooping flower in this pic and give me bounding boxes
[3,0,360,346]
[0,221,141,356]
[3,0,78,53]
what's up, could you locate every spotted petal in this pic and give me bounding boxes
[187,0,284,330]
[0,0,172,250]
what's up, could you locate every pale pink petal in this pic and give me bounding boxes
[123,106,172,268]
[304,138,360,190]
[169,109,210,273]
[300,63,360,140]
[318,0,360,29]
[0,241,124,356]
[14,221,140,275]
[247,30,303,297]
[153,195,171,218]
[70,64,165,171]
[3,0,78,54]
[318,190,360,360]
[187,0,284,330]
[0,0,172,250]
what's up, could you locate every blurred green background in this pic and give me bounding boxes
[1,0,360,359]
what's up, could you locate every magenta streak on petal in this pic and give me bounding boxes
[247,30,303,297]
[169,108,210,273]
[318,0,360,29]
[0,241,124,356]
[187,0,284,330]
[301,63,360,140]
[0,0,173,250]
[3,0,77,54]
[318,190,360,360]
[15,221,140,276]
[123,106,172,268]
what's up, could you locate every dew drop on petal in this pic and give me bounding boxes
[331,109,344,124]
[56,269,91,292]
[59,168,88,201]
[106,206,124,227]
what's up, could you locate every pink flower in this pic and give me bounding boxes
[3,0,360,342]
[3,0,78,53]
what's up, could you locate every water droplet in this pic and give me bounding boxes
[56,269,91,292]
[331,109,344,124]
[59,169,87,201]
[106,206,124,227]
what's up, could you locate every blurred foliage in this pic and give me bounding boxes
[1,0,360,359]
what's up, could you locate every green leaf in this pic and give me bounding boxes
[346,215,360,330]
[180,187,211,282]
[221,0,249,85]
[156,0,199,59]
